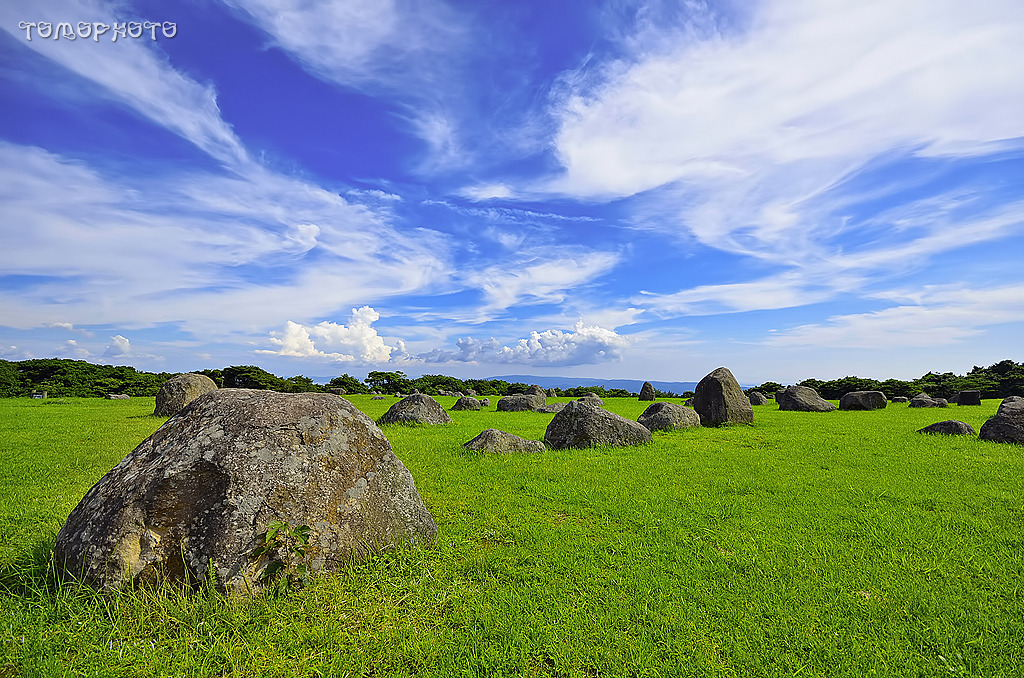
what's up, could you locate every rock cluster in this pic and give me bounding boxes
[55,390,436,594]
[909,393,948,408]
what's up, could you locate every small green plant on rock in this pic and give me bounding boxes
[252,519,312,590]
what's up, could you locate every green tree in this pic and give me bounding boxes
[327,374,368,394]
[222,365,288,390]
[364,371,413,395]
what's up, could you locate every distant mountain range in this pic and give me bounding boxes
[485,374,714,394]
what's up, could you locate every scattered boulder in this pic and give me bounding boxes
[451,396,482,411]
[947,393,959,404]
[154,373,218,416]
[106,393,130,400]
[839,391,887,411]
[777,385,837,413]
[544,401,652,450]
[463,429,545,454]
[747,391,769,406]
[639,382,656,401]
[55,390,436,594]
[637,402,700,432]
[464,389,477,397]
[692,367,754,425]
[536,402,566,414]
[378,394,452,425]
[525,385,547,397]
[891,396,909,403]
[956,390,982,406]
[478,398,491,407]
[546,388,557,398]
[371,396,385,400]
[917,420,976,436]
[979,396,1024,445]
[329,388,346,395]
[577,394,604,407]
[909,393,948,408]
[497,394,545,412]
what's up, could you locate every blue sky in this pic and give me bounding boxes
[1,0,1022,385]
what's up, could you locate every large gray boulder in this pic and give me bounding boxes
[544,401,652,449]
[378,394,452,425]
[525,385,547,397]
[451,396,482,411]
[536,402,566,414]
[891,396,909,403]
[55,390,436,594]
[497,394,545,412]
[747,391,769,406]
[777,385,837,412]
[637,402,701,432]
[979,396,1024,445]
[692,367,754,426]
[463,429,545,454]
[155,373,218,416]
[639,382,656,401]
[956,390,982,406]
[577,394,604,407]
[909,393,948,408]
[839,391,887,411]
[917,420,976,436]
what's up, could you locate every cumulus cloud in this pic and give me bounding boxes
[103,335,131,357]
[257,306,408,363]
[422,321,631,366]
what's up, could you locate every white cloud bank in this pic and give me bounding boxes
[257,307,407,363]
[423,321,631,366]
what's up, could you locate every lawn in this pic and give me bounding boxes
[1,394,1022,677]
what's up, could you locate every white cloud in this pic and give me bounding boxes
[422,320,631,366]
[257,306,407,363]
[103,334,130,357]
[459,183,514,201]
[766,283,1024,348]
[465,252,620,312]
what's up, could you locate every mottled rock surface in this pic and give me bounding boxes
[747,391,769,406]
[525,385,547,397]
[154,373,218,416]
[979,396,1024,445]
[777,385,837,413]
[577,394,604,407]
[692,367,754,425]
[378,394,452,425]
[463,429,545,454]
[544,401,652,449]
[891,396,909,403]
[451,396,482,411]
[956,390,982,406]
[839,391,887,411]
[639,382,656,401]
[637,402,701,432]
[56,390,436,594]
[917,420,976,436]
[536,402,566,414]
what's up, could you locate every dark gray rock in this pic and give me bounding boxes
[451,396,482,411]
[637,402,700,432]
[979,396,1024,445]
[692,367,754,425]
[464,389,477,397]
[544,401,652,450]
[378,394,452,425]
[839,391,887,411]
[478,398,491,407]
[777,385,837,413]
[535,402,566,414]
[371,396,385,400]
[909,393,948,408]
[463,429,545,454]
[155,373,218,416]
[577,394,604,407]
[891,396,909,403]
[546,388,557,397]
[639,382,656,401]
[917,420,976,436]
[497,394,545,412]
[525,385,547,397]
[956,390,982,406]
[747,391,769,406]
[55,390,436,594]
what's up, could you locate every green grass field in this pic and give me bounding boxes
[1,395,1022,677]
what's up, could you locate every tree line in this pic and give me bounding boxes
[1,358,1021,400]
